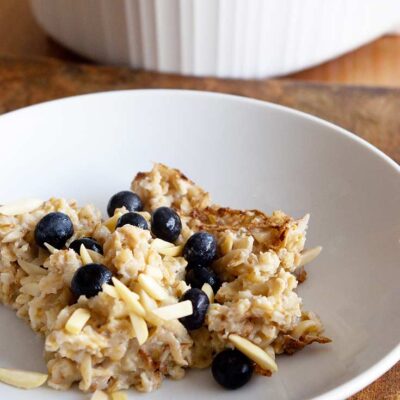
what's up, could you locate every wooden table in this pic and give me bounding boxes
[0,2,398,399]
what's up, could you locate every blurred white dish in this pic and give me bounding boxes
[0,90,398,399]
[30,0,400,78]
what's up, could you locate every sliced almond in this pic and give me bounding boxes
[91,390,109,400]
[110,392,127,400]
[102,283,119,298]
[291,320,319,339]
[144,312,164,327]
[138,289,164,326]
[129,313,149,345]
[104,211,123,232]
[229,334,278,373]
[112,278,145,317]
[80,244,93,265]
[151,238,175,251]
[138,273,168,301]
[87,249,104,264]
[176,280,190,296]
[44,242,57,254]
[0,368,48,389]
[20,283,40,297]
[65,308,91,334]
[152,300,193,321]
[158,245,183,257]
[201,283,214,303]
[18,260,46,275]
[298,246,322,267]
[138,288,157,310]
[151,238,183,256]
[0,199,43,216]
[220,234,234,254]
[2,229,23,243]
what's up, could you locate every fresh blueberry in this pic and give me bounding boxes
[69,237,103,255]
[116,212,149,230]
[179,288,209,330]
[34,212,74,249]
[212,349,254,390]
[151,207,182,242]
[107,191,143,217]
[185,264,221,293]
[183,232,217,266]
[70,263,113,298]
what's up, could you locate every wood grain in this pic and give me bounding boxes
[0,56,398,400]
[2,0,400,86]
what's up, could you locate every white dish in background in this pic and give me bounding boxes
[0,90,398,399]
[30,0,400,78]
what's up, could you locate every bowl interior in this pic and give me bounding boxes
[0,90,398,400]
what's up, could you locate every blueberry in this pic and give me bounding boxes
[70,263,112,298]
[185,264,221,293]
[212,349,254,390]
[116,212,149,230]
[183,232,217,266]
[34,212,74,249]
[151,207,182,242]
[107,191,143,217]
[179,288,209,330]
[69,237,103,255]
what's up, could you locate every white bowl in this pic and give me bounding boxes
[30,0,400,78]
[0,91,399,400]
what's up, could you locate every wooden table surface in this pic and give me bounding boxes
[0,1,398,399]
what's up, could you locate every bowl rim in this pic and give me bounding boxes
[0,89,399,400]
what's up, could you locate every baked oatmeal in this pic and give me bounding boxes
[0,163,329,396]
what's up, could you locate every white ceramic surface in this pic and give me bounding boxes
[30,0,400,78]
[0,91,399,400]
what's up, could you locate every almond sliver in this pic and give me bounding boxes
[201,283,214,303]
[102,283,118,298]
[229,334,278,373]
[151,238,175,251]
[112,278,145,317]
[158,245,183,257]
[0,367,48,389]
[152,300,193,321]
[87,249,104,264]
[65,308,91,334]
[129,313,149,345]
[104,212,123,232]
[91,390,109,400]
[44,242,57,254]
[138,273,168,301]
[0,199,43,216]
[138,288,157,310]
[18,260,46,275]
[138,289,164,326]
[80,244,93,265]
[298,246,322,267]
[111,392,127,400]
